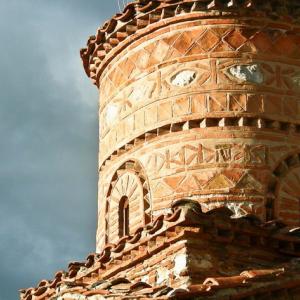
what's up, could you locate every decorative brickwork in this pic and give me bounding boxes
[92,0,300,250]
[21,1,300,299]
[103,160,151,246]
[268,151,300,227]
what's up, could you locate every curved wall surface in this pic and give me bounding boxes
[89,8,300,251]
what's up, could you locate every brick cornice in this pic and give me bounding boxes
[80,0,300,87]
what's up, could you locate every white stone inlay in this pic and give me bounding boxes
[229,64,264,84]
[171,70,197,87]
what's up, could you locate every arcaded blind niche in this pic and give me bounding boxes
[80,0,300,251]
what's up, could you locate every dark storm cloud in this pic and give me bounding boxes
[0,1,120,299]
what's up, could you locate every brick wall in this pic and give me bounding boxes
[95,13,300,250]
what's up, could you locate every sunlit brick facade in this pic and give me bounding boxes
[88,0,300,252]
[21,1,300,299]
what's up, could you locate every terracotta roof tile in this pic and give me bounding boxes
[203,276,249,288]
[20,200,300,300]
[21,269,300,299]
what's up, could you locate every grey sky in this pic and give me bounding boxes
[0,1,119,299]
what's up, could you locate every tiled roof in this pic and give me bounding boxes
[20,200,300,300]
[80,0,300,86]
[21,268,300,299]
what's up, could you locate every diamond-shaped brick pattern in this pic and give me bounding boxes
[224,29,248,50]
[212,42,233,53]
[212,27,231,38]
[188,28,206,41]
[134,49,151,71]
[90,9,300,266]
[274,35,297,56]
[100,25,300,104]
[149,40,170,65]
[172,32,197,54]
[239,28,258,39]
[144,44,162,68]
[250,32,273,52]
[198,29,221,52]
[119,57,137,80]
[112,67,128,87]
[185,41,205,56]
[164,46,182,62]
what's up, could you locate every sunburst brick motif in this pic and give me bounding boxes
[102,160,152,247]
[277,168,300,227]
[108,172,144,242]
[267,153,300,227]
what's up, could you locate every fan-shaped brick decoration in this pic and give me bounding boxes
[105,160,152,244]
[268,153,300,227]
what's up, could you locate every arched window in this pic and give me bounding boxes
[119,196,129,237]
[267,153,300,228]
[105,160,152,244]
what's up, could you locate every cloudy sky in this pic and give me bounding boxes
[0,1,122,299]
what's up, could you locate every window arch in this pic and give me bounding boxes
[267,152,300,227]
[105,160,152,244]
